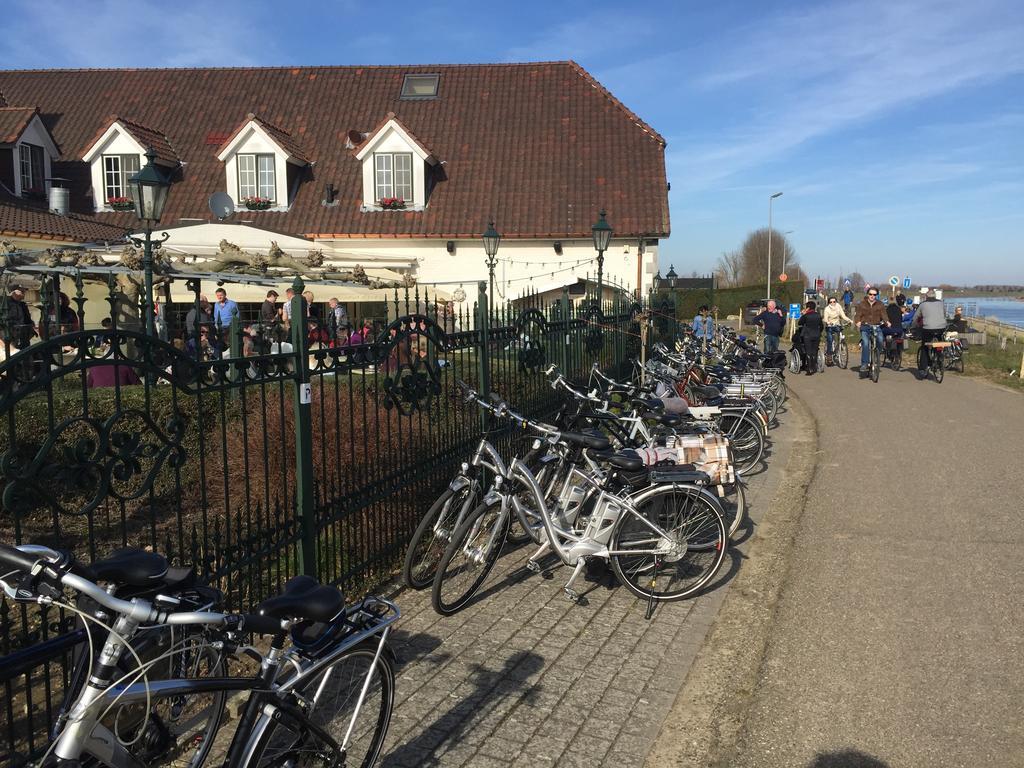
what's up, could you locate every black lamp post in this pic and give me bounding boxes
[127,148,171,338]
[591,210,612,308]
[482,221,501,302]
[665,264,678,289]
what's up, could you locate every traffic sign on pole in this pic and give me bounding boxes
[903,276,912,290]
[888,275,899,287]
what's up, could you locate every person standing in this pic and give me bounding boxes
[213,288,239,329]
[842,287,854,315]
[822,296,852,365]
[281,287,295,332]
[797,301,823,375]
[753,299,786,354]
[692,305,714,347]
[913,290,947,374]
[327,297,349,345]
[260,290,279,325]
[854,288,890,379]
[4,286,35,350]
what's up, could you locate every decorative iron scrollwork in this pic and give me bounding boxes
[379,315,447,415]
[514,308,548,373]
[1,409,187,517]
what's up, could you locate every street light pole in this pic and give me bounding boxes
[767,192,783,300]
[482,221,501,308]
[780,229,794,277]
[127,148,171,337]
[591,210,612,309]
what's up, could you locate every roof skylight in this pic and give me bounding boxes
[400,74,440,100]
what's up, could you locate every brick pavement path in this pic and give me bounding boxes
[377,405,796,767]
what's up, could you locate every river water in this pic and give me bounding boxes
[944,297,1024,329]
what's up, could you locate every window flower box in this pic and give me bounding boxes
[242,196,273,210]
[379,197,406,210]
[107,196,135,211]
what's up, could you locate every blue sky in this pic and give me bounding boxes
[6,0,1023,285]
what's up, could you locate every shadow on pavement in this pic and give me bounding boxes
[382,649,545,767]
[807,749,890,767]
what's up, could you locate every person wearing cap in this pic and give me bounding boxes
[912,289,947,374]
[260,290,279,325]
[5,286,35,350]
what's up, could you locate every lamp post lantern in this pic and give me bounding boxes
[591,210,612,308]
[766,192,783,300]
[127,148,171,338]
[482,221,500,304]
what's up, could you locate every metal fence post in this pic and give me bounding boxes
[290,276,317,577]
[476,281,491,430]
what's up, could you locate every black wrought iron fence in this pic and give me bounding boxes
[0,272,643,764]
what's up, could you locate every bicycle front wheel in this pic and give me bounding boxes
[871,346,881,383]
[431,498,509,616]
[609,484,727,601]
[403,483,476,590]
[836,337,848,369]
[249,639,395,768]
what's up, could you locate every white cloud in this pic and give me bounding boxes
[670,0,1024,190]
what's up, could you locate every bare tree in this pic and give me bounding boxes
[846,271,865,291]
[736,228,799,286]
[714,250,743,287]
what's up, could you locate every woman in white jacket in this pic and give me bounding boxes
[822,296,852,364]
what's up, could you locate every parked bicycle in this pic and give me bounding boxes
[0,544,399,768]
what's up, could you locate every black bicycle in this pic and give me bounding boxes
[917,340,946,383]
[860,324,883,383]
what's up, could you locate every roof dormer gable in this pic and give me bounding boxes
[355,114,437,211]
[1,107,60,199]
[215,114,310,165]
[81,117,177,212]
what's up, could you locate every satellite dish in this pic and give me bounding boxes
[208,192,235,220]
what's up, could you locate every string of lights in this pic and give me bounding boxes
[496,254,597,267]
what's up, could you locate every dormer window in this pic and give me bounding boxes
[19,143,44,193]
[102,153,140,201]
[82,117,178,212]
[215,114,309,211]
[374,152,413,202]
[237,153,276,202]
[356,114,438,211]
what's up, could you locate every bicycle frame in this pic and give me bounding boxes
[50,595,399,768]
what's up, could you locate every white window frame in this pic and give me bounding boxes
[374,152,413,202]
[101,153,140,202]
[19,143,45,194]
[238,153,275,202]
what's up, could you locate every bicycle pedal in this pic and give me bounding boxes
[525,559,541,574]
[564,588,580,602]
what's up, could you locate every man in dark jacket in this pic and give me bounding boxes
[5,286,35,350]
[797,301,823,375]
[753,299,787,354]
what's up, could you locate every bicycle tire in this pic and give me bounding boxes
[788,350,801,374]
[248,639,395,768]
[934,354,944,383]
[431,498,509,616]
[609,484,727,601]
[723,480,746,540]
[836,338,848,369]
[892,346,902,371]
[403,483,476,590]
[955,355,965,373]
[718,414,764,476]
[871,346,880,383]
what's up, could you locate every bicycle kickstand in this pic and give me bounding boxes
[562,558,588,603]
[525,540,555,579]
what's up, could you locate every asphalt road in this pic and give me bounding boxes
[722,362,1024,767]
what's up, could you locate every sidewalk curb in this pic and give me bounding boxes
[644,389,820,768]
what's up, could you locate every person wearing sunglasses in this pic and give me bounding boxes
[854,288,890,378]
[822,296,852,365]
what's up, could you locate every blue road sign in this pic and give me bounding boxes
[789,303,800,318]
[903,277,912,289]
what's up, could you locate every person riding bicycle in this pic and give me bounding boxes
[822,296,851,365]
[854,288,890,379]
[913,289,947,375]
[882,294,906,359]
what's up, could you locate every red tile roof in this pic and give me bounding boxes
[81,115,179,167]
[0,107,40,145]
[0,62,669,240]
[0,187,128,242]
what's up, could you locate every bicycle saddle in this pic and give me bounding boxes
[608,449,644,472]
[558,431,611,451]
[692,384,723,400]
[92,548,169,587]
[258,575,345,623]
